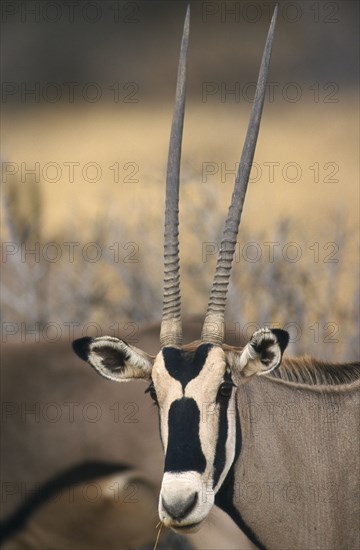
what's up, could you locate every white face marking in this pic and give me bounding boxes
[73,328,288,532]
[160,470,215,531]
[185,347,228,481]
[151,346,237,529]
[151,352,183,450]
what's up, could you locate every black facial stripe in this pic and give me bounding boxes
[162,344,213,390]
[165,398,206,474]
[215,429,266,550]
[213,372,233,488]
[214,408,266,549]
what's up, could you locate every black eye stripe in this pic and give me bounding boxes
[145,383,158,404]
[213,384,232,488]
[218,383,234,398]
[216,371,235,401]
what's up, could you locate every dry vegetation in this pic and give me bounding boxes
[1,98,359,361]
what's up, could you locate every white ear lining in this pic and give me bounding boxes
[226,328,284,378]
[87,337,154,382]
[239,341,259,370]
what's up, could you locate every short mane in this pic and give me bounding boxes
[270,356,360,386]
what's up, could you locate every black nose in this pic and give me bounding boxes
[162,492,198,520]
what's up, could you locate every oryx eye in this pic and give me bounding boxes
[145,383,158,405]
[218,383,234,398]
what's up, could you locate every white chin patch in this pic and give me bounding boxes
[159,471,214,529]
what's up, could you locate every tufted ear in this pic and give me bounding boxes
[72,336,154,382]
[226,328,289,377]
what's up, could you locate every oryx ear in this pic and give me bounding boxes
[72,336,154,382]
[228,328,289,377]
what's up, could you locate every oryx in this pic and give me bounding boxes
[1,327,251,550]
[72,5,360,549]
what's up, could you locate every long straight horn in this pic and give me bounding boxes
[201,4,278,345]
[160,5,190,349]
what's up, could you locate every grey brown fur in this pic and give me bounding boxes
[234,369,360,549]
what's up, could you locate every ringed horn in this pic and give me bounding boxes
[201,4,278,345]
[160,5,190,348]
[160,3,278,347]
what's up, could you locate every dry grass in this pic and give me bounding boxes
[1,98,359,361]
[2,98,358,234]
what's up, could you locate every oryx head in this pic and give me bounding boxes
[73,4,289,533]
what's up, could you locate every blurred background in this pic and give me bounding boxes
[0,2,359,548]
[2,0,359,359]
